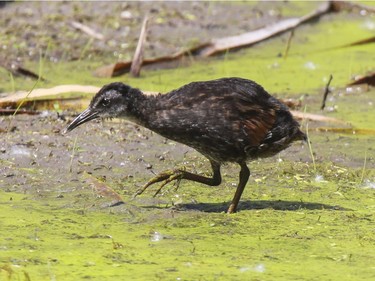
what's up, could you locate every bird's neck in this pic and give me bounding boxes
[124,89,158,126]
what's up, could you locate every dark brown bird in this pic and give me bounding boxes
[64,77,306,213]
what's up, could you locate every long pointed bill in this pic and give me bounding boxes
[63,108,99,134]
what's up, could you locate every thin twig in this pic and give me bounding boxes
[71,21,104,40]
[320,74,333,110]
[359,146,367,185]
[9,72,15,93]
[283,29,294,59]
[6,48,45,133]
[130,15,149,77]
[69,136,78,173]
[305,122,316,173]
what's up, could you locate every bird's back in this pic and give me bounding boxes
[146,77,305,163]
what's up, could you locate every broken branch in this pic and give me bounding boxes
[321,74,333,110]
[130,16,149,77]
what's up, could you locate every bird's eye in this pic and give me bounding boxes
[101,98,109,106]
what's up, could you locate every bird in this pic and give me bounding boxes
[64,77,306,214]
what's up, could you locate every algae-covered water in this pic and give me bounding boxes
[1,2,375,281]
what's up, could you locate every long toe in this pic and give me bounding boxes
[133,169,182,198]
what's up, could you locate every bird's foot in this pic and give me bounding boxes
[226,203,237,214]
[133,169,184,198]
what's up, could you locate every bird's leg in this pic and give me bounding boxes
[227,162,250,214]
[152,170,184,197]
[133,160,221,198]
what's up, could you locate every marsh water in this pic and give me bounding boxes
[1,2,374,280]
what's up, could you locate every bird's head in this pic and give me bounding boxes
[63,82,135,133]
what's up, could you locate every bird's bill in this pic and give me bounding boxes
[63,108,99,134]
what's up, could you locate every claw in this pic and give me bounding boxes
[152,172,182,197]
[133,169,183,198]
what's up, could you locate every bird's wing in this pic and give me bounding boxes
[225,85,279,147]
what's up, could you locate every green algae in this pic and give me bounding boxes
[1,5,375,281]
[1,161,375,281]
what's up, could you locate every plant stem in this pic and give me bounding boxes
[359,146,367,185]
[69,136,78,173]
[306,122,316,173]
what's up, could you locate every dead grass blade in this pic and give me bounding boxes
[291,110,346,124]
[83,172,124,207]
[315,127,375,135]
[71,21,104,40]
[0,85,100,107]
[347,72,375,87]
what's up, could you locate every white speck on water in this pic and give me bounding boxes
[363,180,375,189]
[362,19,375,30]
[120,10,133,20]
[119,160,131,167]
[254,263,266,273]
[346,87,354,94]
[239,266,250,273]
[150,231,163,242]
[304,61,317,70]
[315,175,324,182]
[40,111,49,117]
[239,263,265,273]
[10,145,31,157]
[268,61,280,69]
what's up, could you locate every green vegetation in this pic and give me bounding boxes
[1,4,374,281]
[1,160,374,280]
